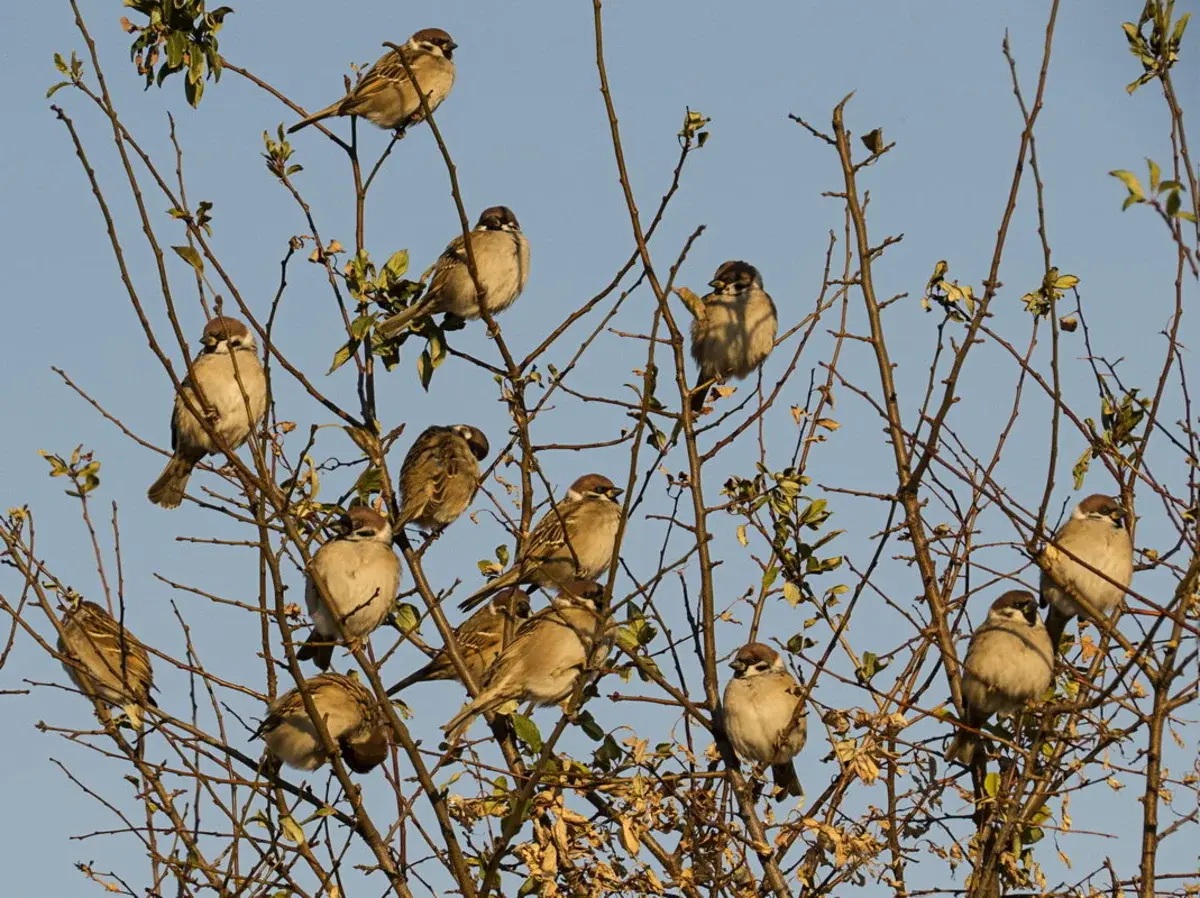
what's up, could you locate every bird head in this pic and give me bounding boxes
[339,506,394,544]
[1074,493,1127,528]
[199,316,256,355]
[729,642,783,678]
[451,424,491,461]
[566,474,623,503]
[708,260,763,293]
[409,28,457,60]
[475,205,521,233]
[988,589,1040,627]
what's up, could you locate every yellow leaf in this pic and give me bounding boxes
[620,817,641,855]
[280,814,305,844]
[815,418,840,431]
[1052,274,1080,290]
[736,524,748,547]
[1109,169,1145,199]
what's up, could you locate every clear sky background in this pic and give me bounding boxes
[1,1,1196,895]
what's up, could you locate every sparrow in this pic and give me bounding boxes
[457,474,623,613]
[397,424,490,533]
[376,206,531,340]
[58,599,156,729]
[256,671,388,774]
[297,507,402,671]
[443,579,610,740]
[721,642,806,799]
[386,588,532,695]
[288,28,457,134]
[1039,494,1134,650]
[945,590,1053,766]
[687,261,778,412]
[147,316,268,508]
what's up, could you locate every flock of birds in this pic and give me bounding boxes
[54,27,1135,799]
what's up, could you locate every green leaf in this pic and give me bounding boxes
[171,245,204,273]
[417,349,434,391]
[349,314,374,340]
[46,81,70,98]
[54,52,69,75]
[1147,157,1161,193]
[1172,12,1191,45]
[983,772,1001,797]
[574,709,606,741]
[761,565,779,592]
[855,650,887,684]
[327,338,360,375]
[782,581,803,607]
[384,249,409,280]
[353,466,383,498]
[1071,447,1092,490]
[390,602,420,636]
[1165,189,1182,217]
[510,714,543,753]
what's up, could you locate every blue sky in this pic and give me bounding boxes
[1,0,1196,895]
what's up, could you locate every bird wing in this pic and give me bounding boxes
[78,603,154,702]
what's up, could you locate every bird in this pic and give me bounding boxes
[721,642,806,800]
[944,590,1053,766]
[287,28,457,135]
[443,579,610,741]
[386,588,532,695]
[396,424,490,533]
[1039,494,1134,650]
[256,672,388,774]
[297,507,402,671]
[58,599,155,729]
[147,316,268,508]
[456,474,623,613]
[376,206,530,340]
[687,260,778,412]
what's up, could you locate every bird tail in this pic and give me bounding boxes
[386,660,439,696]
[1044,605,1071,654]
[123,702,145,731]
[771,761,802,800]
[444,703,481,742]
[147,454,198,508]
[689,372,712,413]
[376,298,436,342]
[944,730,980,767]
[458,568,521,613]
[297,633,335,671]
[287,103,340,134]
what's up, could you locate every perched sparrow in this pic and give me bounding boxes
[457,474,623,613]
[687,261,778,412]
[376,206,531,339]
[721,642,806,799]
[147,316,268,508]
[386,588,532,694]
[256,672,388,773]
[297,507,402,670]
[443,579,610,740]
[58,599,155,729]
[397,424,490,532]
[288,28,457,134]
[945,590,1053,766]
[1040,494,1134,649]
